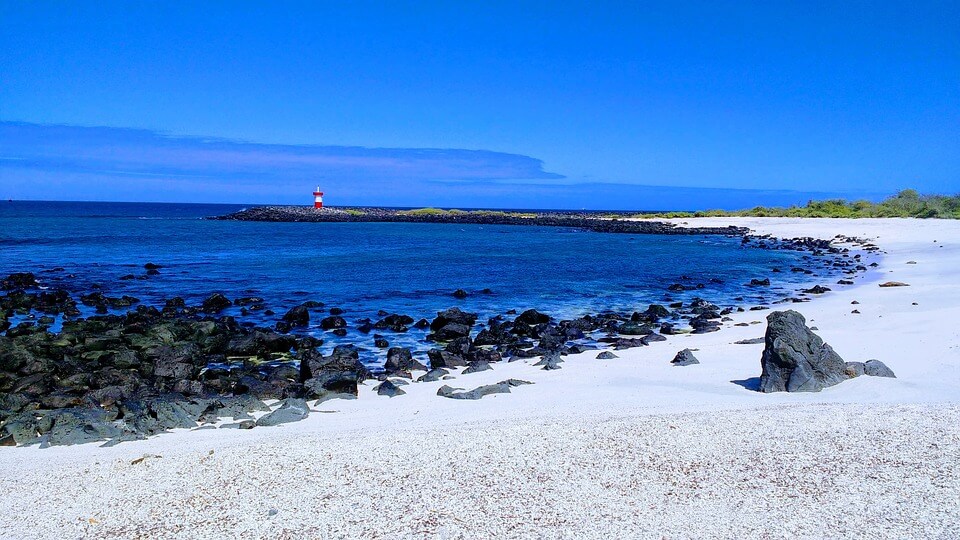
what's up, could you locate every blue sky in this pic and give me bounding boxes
[1,1,957,209]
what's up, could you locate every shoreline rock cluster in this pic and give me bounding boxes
[0,227,880,447]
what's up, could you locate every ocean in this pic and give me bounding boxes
[0,201,839,365]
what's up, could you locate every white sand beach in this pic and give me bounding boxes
[2,217,959,539]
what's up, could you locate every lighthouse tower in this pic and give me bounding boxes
[313,186,324,209]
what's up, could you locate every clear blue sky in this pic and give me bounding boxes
[1,1,957,209]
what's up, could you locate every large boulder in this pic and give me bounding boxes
[759,310,847,392]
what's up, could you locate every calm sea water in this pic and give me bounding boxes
[0,201,834,363]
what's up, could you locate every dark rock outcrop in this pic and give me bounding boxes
[759,310,847,392]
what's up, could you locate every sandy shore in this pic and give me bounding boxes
[2,217,959,539]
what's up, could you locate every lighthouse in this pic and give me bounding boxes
[313,186,324,209]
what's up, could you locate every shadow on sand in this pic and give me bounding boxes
[731,377,761,392]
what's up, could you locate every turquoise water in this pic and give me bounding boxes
[0,201,832,359]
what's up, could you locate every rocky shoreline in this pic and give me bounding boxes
[0,226,881,448]
[211,205,751,236]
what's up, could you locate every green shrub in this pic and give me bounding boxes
[633,190,960,219]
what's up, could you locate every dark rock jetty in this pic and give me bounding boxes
[212,206,750,236]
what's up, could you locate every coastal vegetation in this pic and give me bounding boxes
[634,190,960,219]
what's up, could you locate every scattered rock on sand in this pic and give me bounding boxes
[534,351,563,370]
[759,310,847,393]
[255,398,310,427]
[417,368,450,382]
[596,351,618,359]
[803,285,832,294]
[844,361,866,378]
[220,420,256,429]
[437,379,533,400]
[671,349,699,366]
[641,333,667,345]
[734,337,764,345]
[879,281,910,287]
[374,380,406,397]
[463,361,492,374]
[864,359,897,378]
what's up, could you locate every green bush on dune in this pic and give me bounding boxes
[635,190,960,219]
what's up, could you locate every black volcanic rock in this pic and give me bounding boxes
[515,309,550,326]
[374,379,405,397]
[759,310,847,393]
[320,316,347,330]
[384,347,426,374]
[671,349,699,366]
[282,305,311,327]
[201,293,232,313]
[430,307,478,331]
[1,273,38,290]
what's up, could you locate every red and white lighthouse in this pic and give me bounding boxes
[313,186,324,209]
